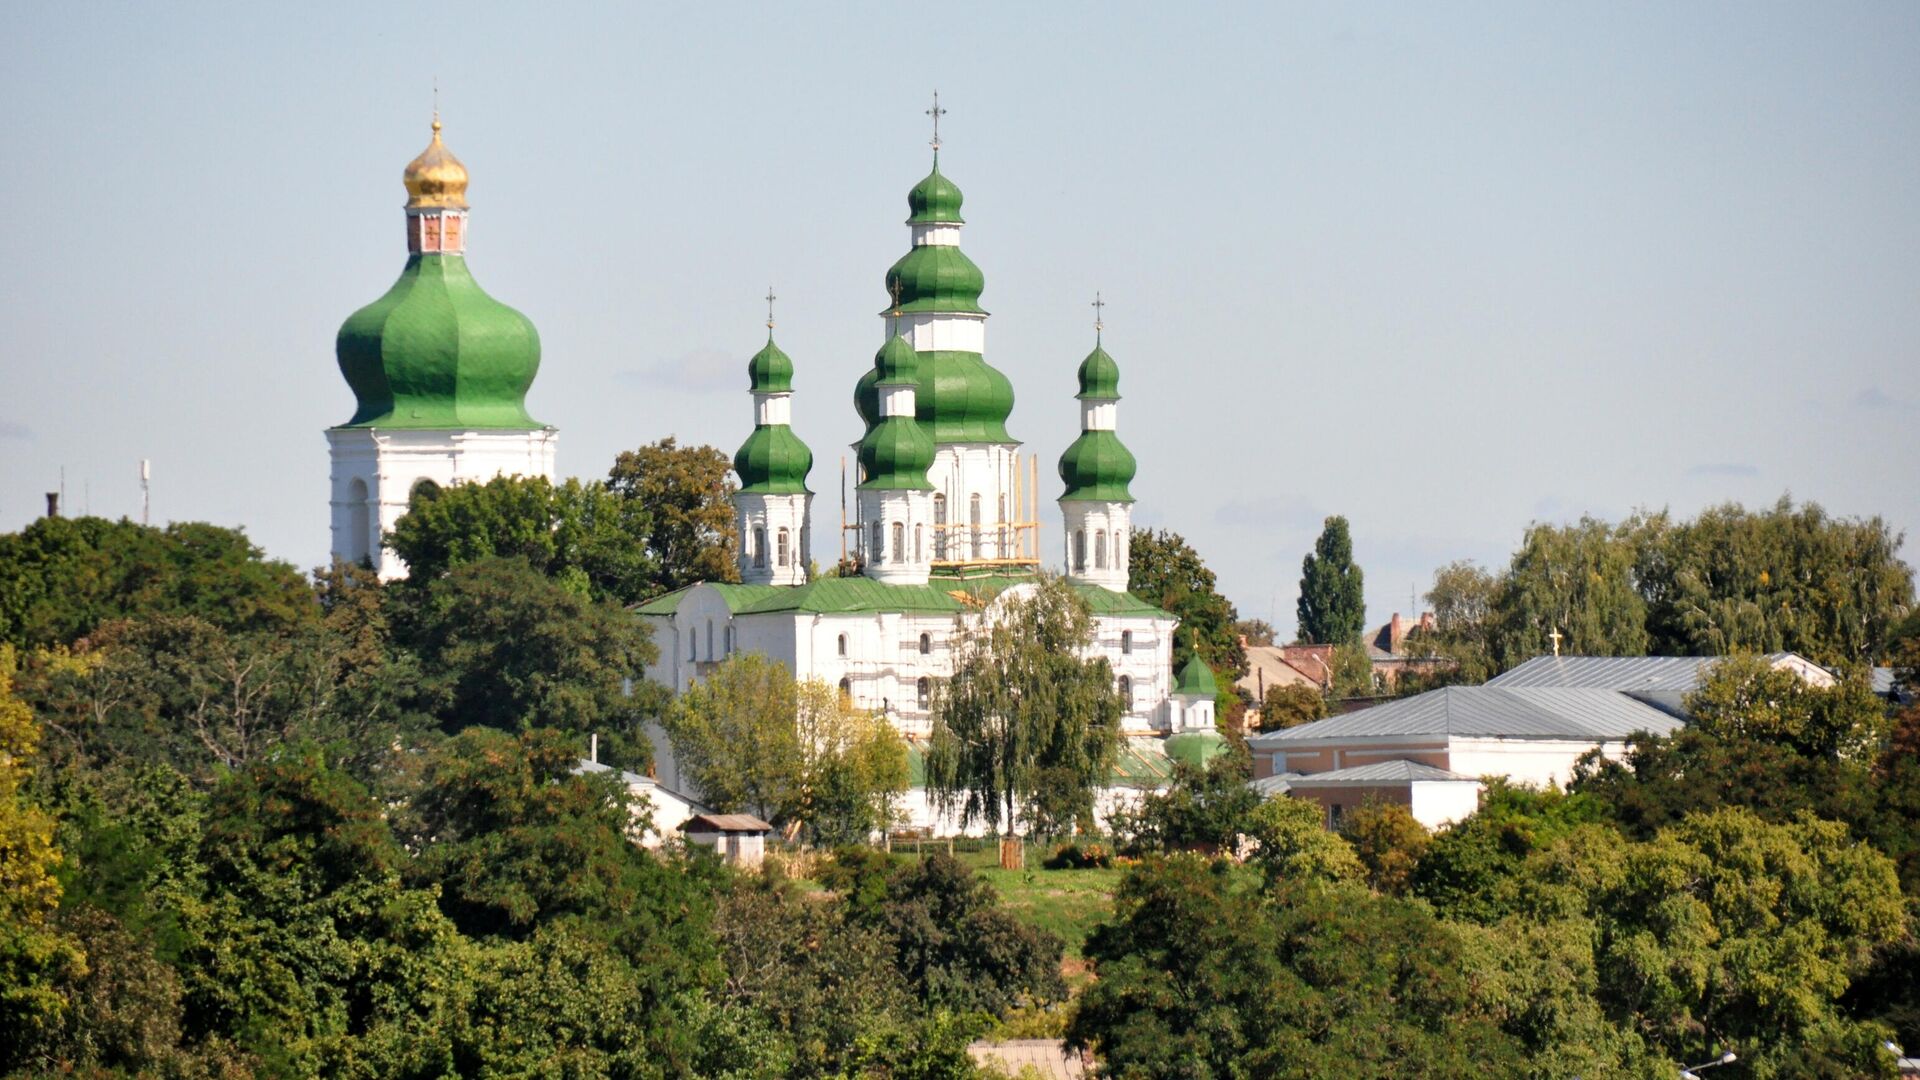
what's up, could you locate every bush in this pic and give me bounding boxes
[1043,842,1113,870]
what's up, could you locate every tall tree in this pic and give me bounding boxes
[606,437,740,596]
[1127,529,1246,677]
[387,474,658,604]
[792,678,910,845]
[1494,516,1649,661]
[1296,516,1366,646]
[1405,559,1500,683]
[925,577,1124,837]
[661,652,805,823]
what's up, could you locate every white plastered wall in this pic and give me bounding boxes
[1060,502,1133,592]
[736,492,811,586]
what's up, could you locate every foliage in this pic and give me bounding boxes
[1234,617,1276,647]
[1110,749,1259,854]
[1069,856,1530,1078]
[664,652,804,822]
[1684,654,1888,760]
[1296,515,1367,646]
[862,854,1067,1017]
[401,556,656,758]
[1127,528,1246,677]
[792,677,910,845]
[925,578,1123,837]
[1327,640,1377,699]
[1256,682,1325,731]
[0,516,316,652]
[606,436,741,596]
[1411,779,1606,922]
[1244,795,1364,887]
[1042,841,1113,869]
[1338,800,1431,895]
[1405,559,1501,683]
[387,473,659,604]
[1497,515,1652,660]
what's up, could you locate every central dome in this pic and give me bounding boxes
[403,119,469,210]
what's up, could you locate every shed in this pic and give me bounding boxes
[681,813,773,868]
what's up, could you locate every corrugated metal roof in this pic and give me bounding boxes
[1286,760,1479,784]
[635,575,1171,619]
[631,582,786,616]
[1487,655,1731,691]
[683,813,772,833]
[1247,686,1683,745]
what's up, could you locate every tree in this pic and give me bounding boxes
[387,474,658,604]
[924,578,1123,837]
[862,854,1066,1017]
[1405,559,1500,683]
[662,652,804,823]
[0,645,86,1061]
[606,436,740,596]
[1337,801,1431,895]
[1494,516,1650,663]
[1296,515,1367,645]
[0,516,316,651]
[1127,529,1246,677]
[401,557,656,757]
[1112,750,1261,854]
[1257,683,1326,732]
[1244,796,1363,887]
[1235,618,1276,647]
[793,678,909,845]
[1327,640,1377,699]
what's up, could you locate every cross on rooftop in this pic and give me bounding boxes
[1548,627,1564,657]
[765,286,776,330]
[926,91,946,151]
[1091,291,1106,338]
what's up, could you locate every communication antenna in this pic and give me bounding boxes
[141,459,151,525]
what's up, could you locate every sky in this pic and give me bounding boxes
[3,3,1917,635]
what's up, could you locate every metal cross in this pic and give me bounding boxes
[1548,627,1563,657]
[1091,292,1106,338]
[926,91,947,151]
[765,286,777,330]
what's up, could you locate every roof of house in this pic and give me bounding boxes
[682,813,773,833]
[1285,760,1480,785]
[1486,654,1810,691]
[1236,645,1323,692]
[572,760,711,813]
[1247,686,1684,746]
[635,576,1173,620]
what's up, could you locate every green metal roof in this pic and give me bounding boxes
[884,245,986,316]
[336,254,545,429]
[906,156,965,224]
[631,582,785,616]
[1174,654,1220,697]
[734,424,813,494]
[1165,730,1228,770]
[734,577,972,615]
[1110,736,1174,788]
[856,350,1015,444]
[1058,430,1137,504]
[747,334,793,393]
[1072,586,1174,619]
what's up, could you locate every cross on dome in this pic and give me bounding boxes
[926,91,947,151]
[765,286,777,330]
[1091,291,1106,339]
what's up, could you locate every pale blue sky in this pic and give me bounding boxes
[3,3,1917,634]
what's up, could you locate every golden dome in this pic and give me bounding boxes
[403,118,469,210]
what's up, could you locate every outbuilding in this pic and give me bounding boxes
[681,813,774,868]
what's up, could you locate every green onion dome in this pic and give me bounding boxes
[1165,729,1228,770]
[884,245,986,315]
[855,351,1015,443]
[907,157,965,224]
[734,425,812,495]
[857,337,936,491]
[1058,430,1136,503]
[747,334,794,393]
[1174,653,1220,698]
[336,254,543,429]
[1077,342,1121,400]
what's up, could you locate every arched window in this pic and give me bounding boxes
[998,493,1009,556]
[1073,530,1088,572]
[1094,529,1108,569]
[969,494,982,557]
[706,620,714,660]
[776,527,790,567]
[932,494,948,559]
[916,677,931,709]
[1118,675,1132,707]
[870,520,884,563]
[919,632,932,655]
[345,477,371,564]
[753,526,767,568]
[1116,530,1128,569]
[891,521,905,563]
[1121,630,1132,655]
[837,633,848,657]
[724,625,734,655]
[914,524,923,563]
[838,677,853,700]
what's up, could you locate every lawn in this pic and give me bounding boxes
[975,865,1123,960]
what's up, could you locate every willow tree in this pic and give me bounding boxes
[924,576,1123,840]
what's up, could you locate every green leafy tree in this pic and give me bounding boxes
[1235,618,1276,647]
[1494,515,1650,662]
[863,854,1066,1017]
[1244,796,1363,887]
[1296,515,1367,645]
[1405,559,1501,683]
[1127,529,1246,677]
[401,557,655,755]
[388,474,658,604]
[0,516,316,651]
[1257,683,1326,731]
[1112,750,1261,854]
[1338,801,1431,895]
[1327,640,1377,699]
[663,652,805,823]
[606,436,741,596]
[793,678,909,845]
[925,578,1123,837]
[1412,780,1606,922]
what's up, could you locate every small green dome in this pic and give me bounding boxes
[1058,430,1136,503]
[336,254,544,429]
[907,157,965,224]
[875,334,919,386]
[747,335,794,393]
[856,350,1015,443]
[1165,730,1228,770]
[1174,653,1219,697]
[734,425,812,495]
[1077,343,1121,400]
[884,245,987,316]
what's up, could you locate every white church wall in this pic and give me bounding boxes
[1447,737,1632,790]
[1407,780,1484,830]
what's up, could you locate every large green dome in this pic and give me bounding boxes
[907,157,965,224]
[1077,343,1121,400]
[884,245,986,315]
[336,254,543,429]
[855,351,1015,443]
[1058,430,1136,503]
[857,337,936,490]
[747,335,794,393]
[734,425,812,494]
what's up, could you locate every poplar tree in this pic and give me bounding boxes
[1296,516,1366,645]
